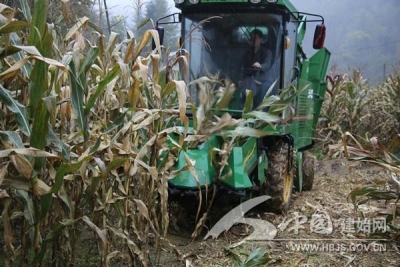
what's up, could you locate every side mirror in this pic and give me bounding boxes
[313,24,326,49]
[152,26,164,50]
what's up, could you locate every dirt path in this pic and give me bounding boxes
[165,159,399,267]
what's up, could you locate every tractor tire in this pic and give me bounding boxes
[264,141,294,212]
[294,151,316,191]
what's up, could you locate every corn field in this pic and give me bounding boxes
[1,0,400,266]
[0,1,296,266]
[316,67,400,154]
[318,67,400,243]
[0,0,183,265]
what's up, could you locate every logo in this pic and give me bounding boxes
[204,196,389,252]
[204,196,277,241]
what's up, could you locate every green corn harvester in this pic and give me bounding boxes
[155,0,330,211]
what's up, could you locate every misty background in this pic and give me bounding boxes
[105,0,400,84]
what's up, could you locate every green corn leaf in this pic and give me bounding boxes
[0,20,30,34]
[15,190,35,244]
[15,190,35,225]
[40,159,86,219]
[88,137,102,155]
[246,247,271,265]
[0,131,24,148]
[35,219,78,264]
[68,59,88,140]
[85,65,121,115]
[31,99,49,169]
[28,60,49,113]
[80,175,103,209]
[79,46,99,76]
[47,159,87,196]
[8,32,30,77]
[27,0,50,112]
[104,111,127,134]
[47,127,70,161]
[0,85,31,136]
[39,193,52,222]
[19,0,32,22]
[27,0,47,48]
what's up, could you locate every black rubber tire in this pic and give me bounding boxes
[264,141,294,212]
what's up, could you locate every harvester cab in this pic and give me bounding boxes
[155,0,330,211]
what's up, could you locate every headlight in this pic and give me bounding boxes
[175,0,184,4]
[250,0,262,3]
[267,0,278,3]
[189,0,199,4]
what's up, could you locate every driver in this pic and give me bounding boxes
[241,29,273,107]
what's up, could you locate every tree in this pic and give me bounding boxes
[109,14,131,38]
[131,0,147,37]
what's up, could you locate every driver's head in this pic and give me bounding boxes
[250,29,263,47]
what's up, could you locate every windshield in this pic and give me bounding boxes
[182,12,283,110]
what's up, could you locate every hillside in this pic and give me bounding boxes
[292,0,400,84]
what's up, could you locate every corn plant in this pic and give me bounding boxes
[224,246,271,267]
[317,67,400,155]
[336,132,400,239]
[318,70,371,153]
[0,0,182,265]
[366,74,400,145]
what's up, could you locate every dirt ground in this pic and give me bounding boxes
[163,159,400,267]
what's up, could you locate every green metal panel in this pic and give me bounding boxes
[175,0,299,13]
[169,135,219,189]
[220,146,253,189]
[292,47,330,151]
[170,149,215,189]
[308,48,331,131]
[217,137,256,189]
[170,134,259,190]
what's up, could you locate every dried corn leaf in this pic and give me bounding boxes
[0,190,14,257]
[0,148,60,159]
[10,154,32,179]
[65,16,89,41]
